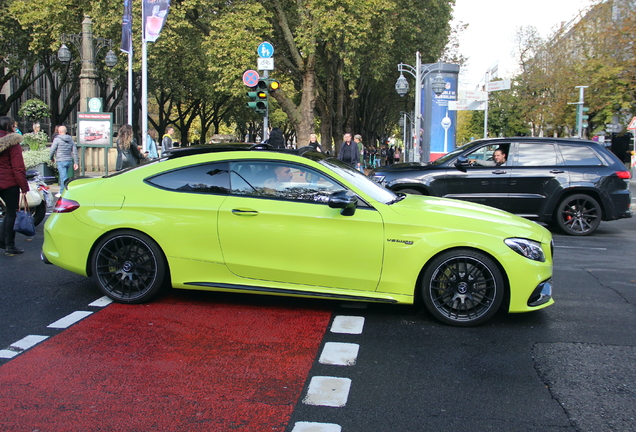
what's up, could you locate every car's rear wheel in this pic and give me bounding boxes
[555,194,601,236]
[421,249,504,327]
[91,230,167,303]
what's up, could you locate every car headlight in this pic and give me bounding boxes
[504,238,546,262]
[372,175,385,184]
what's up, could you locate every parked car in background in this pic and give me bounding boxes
[42,144,554,326]
[370,138,632,236]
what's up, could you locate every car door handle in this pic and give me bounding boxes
[231,209,259,216]
[550,169,565,174]
[492,170,507,174]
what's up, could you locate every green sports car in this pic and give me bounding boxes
[42,144,554,326]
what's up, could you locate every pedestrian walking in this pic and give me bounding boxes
[308,133,322,152]
[354,134,365,173]
[0,116,29,256]
[338,133,359,169]
[162,127,174,153]
[49,125,78,196]
[146,129,159,159]
[116,124,143,171]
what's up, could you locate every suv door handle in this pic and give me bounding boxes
[492,170,507,174]
[550,169,565,174]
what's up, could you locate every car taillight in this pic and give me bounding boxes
[616,170,631,179]
[53,198,80,213]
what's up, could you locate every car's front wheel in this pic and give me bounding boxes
[555,194,601,236]
[91,230,167,303]
[421,249,504,326]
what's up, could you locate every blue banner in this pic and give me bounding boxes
[121,0,132,53]
[423,74,457,156]
[143,0,171,42]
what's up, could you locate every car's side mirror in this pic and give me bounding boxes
[329,190,358,216]
[455,156,469,173]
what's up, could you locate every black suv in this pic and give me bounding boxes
[370,137,632,235]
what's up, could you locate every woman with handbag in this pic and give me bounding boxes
[115,124,143,171]
[0,116,29,256]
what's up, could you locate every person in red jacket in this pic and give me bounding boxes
[0,116,29,256]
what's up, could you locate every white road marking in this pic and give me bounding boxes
[555,245,607,250]
[302,376,352,407]
[47,311,93,329]
[330,315,365,334]
[291,422,342,432]
[319,342,359,366]
[0,350,19,359]
[89,296,113,307]
[11,335,49,350]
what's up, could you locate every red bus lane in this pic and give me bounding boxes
[0,295,332,431]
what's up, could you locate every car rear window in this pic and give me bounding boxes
[146,162,230,194]
[558,144,603,166]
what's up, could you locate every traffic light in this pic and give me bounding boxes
[246,85,268,114]
[581,106,589,128]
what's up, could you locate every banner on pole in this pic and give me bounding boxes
[143,0,171,42]
[121,0,132,53]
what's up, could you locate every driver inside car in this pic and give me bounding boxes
[470,148,507,167]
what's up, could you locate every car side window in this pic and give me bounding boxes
[515,143,560,166]
[559,144,603,166]
[230,161,343,203]
[146,162,230,194]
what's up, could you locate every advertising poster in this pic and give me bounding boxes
[77,113,113,147]
[143,0,171,42]
[426,75,457,156]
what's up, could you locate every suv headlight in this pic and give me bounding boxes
[504,238,546,262]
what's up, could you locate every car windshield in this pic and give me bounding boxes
[429,144,473,165]
[307,154,397,204]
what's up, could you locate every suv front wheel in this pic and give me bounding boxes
[555,194,601,236]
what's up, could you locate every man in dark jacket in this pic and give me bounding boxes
[338,133,359,169]
[50,125,78,196]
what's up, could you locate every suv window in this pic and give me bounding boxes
[230,161,343,203]
[516,143,560,166]
[146,162,230,194]
[559,144,603,166]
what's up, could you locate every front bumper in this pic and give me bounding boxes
[528,279,553,307]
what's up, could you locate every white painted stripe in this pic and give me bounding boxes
[292,422,342,432]
[47,311,93,329]
[340,301,367,309]
[319,342,359,366]
[555,245,607,250]
[89,296,113,307]
[303,376,351,407]
[10,335,49,350]
[330,315,365,334]
[0,350,19,359]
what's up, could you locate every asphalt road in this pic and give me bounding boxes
[1,184,635,431]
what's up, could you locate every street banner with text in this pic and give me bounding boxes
[121,0,132,53]
[143,0,171,42]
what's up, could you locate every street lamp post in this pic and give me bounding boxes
[399,111,414,160]
[58,15,117,113]
[396,51,446,163]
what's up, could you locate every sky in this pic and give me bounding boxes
[451,0,595,89]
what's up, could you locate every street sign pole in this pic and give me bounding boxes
[257,42,274,142]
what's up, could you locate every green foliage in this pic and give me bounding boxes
[22,148,55,169]
[18,99,51,122]
[21,132,49,151]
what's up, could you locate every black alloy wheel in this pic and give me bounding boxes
[91,230,167,303]
[421,249,504,326]
[555,194,601,236]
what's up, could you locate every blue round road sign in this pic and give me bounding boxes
[258,42,274,59]
[243,70,260,87]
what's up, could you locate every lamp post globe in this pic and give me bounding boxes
[431,73,446,95]
[105,49,118,68]
[395,73,409,97]
[58,44,72,63]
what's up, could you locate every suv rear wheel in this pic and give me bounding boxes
[555,194,601,236]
